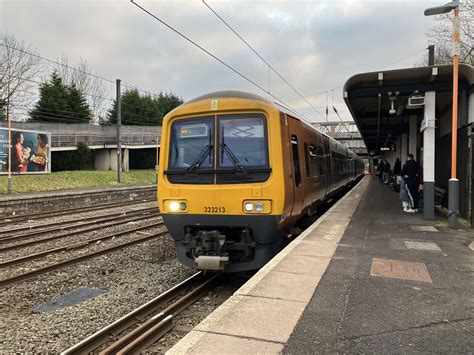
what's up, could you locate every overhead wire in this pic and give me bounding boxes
[8,75,169,123]
[202,0,325,121]
[0,42,165,99]
[129,0,315,124]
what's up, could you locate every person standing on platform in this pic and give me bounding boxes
[401,154,421,213]
[394,158,401,177]
[383,159,391,184]
[376,159,385,184]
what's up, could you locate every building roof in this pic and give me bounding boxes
[343,64,474,154]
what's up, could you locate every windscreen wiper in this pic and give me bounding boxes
[220,143,247,174]
[187,144,213,173]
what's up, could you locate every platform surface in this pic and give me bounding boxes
[168,177,474,354]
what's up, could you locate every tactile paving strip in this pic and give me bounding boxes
[370,258,432,283]
[410,225,438,232]
[404,241,441,251]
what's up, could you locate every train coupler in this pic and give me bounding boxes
[195,255,230,270]
[183,227,256,269]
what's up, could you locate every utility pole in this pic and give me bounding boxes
[116,79,123,183]
[424,0,460,228]
[6,64,12,194]
[7,112,12,194]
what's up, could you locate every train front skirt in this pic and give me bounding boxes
[162,214,284,272]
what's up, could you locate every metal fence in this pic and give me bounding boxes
[0,122,161,147]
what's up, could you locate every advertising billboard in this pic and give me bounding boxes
[0,127,51,174]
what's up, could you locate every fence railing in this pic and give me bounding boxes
[0,122,161,147]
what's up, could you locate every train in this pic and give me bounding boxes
[158,91,365,272]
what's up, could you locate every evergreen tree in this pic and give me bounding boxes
[107,89,183,126]
[67,83,92,122]
[156,92,183,117]
[29,71,91,123]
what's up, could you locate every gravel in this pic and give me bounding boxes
[0,202,196,353]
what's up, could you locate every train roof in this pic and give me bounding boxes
[181,90,362,160]
[185,90,273,105]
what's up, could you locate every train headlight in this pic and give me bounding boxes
[169,201,180,212]
[164,200,188,213]
[243,200,271,214]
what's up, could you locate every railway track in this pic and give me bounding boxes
[62,272,221,355]
[0,226,167,289]
[0,198,155,227]
[0,207,159,245]
[0,220,165,268]
[0,206,158,237]
[0,210,161,251]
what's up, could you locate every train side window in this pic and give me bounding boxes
[317,144,324,176]
[291,135,302,188]
[309,144,319,178]
[304,143,311,178]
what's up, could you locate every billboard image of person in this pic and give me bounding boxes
[0,128,51,174]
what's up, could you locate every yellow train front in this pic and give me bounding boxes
[158,91,363,272]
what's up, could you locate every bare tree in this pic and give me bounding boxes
[56,56,108,124]
[423,0,473,65]
[0,34,42,120]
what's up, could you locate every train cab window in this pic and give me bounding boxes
[166,113,271,184]
[291,135,302,188]
[218,115,268,167]
[216,114,270,183]
[167,116,214,184]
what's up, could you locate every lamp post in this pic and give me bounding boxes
[424,1,460,228]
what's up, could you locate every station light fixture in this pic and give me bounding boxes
[424,1,459,16]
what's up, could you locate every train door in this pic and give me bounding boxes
[315,134,328,199]
[322,136,333,197]
[287,117,305,216]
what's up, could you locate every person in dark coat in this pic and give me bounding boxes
[401,154,421,212]
[394,158,401,176]
[376,160,385,183]
[383,159,391,184]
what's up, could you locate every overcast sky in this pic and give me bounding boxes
[1,0,443,122]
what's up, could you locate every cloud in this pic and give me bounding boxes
[1,0,439,122]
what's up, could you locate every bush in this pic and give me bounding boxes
[52,142,93,171]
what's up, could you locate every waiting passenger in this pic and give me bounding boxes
[376,160,385,184]
[399,177,411,212]
[401,154,421,213]
[393,158,401,176]
[383,159,391,184]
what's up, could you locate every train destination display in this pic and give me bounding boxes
[0,128,51,174]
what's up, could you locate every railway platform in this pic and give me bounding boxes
[169,176,474,354]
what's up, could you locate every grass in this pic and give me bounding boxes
[0,170,157,195]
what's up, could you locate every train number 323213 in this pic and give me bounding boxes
[203,206,226,213]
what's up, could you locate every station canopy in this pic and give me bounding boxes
[343,64,474,155]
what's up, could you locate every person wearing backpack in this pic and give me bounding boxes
[401,154,421,213]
